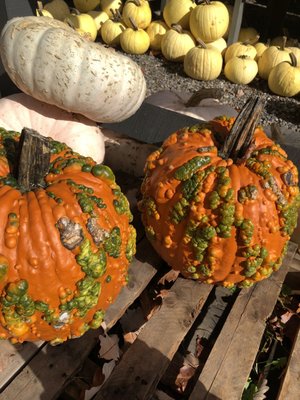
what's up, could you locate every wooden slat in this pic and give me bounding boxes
[1,238,160,400]
[189,241,298,400]
[95,278,213,400]
[277,325,300,400]
[0,340,44,391]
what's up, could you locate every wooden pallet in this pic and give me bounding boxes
[0,238,298,400]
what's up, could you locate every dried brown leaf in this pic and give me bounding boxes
[98,333,120,361]
[158,269,180,285]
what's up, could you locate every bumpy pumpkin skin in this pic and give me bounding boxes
[139,119,300,288]
[0,128,136,344]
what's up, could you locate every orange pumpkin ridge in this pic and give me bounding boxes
[139,113,300,289]
[0,128,136,343]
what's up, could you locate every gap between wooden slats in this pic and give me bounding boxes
[94,278,213,400]
[189,241,298,400]
[0,237,160,400]
[277,325,300,400]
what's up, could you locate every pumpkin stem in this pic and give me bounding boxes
[241,35,260,46]
[16,128,51,192]
[129,17,139,31]
[280,36,287,50]
[219,96,265,161]
[69,7,81,16]
[196,37,207,49]
[185,88,222,107]
[36,1,44,16]
[171,24,183,34]
[289,52,298,67]
[110,8,122,22]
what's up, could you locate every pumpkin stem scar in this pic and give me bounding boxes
[220,96,265,161]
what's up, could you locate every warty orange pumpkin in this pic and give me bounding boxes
[139,97,300,288]
[0,127,136,344]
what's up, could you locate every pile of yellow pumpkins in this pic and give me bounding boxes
[37,0,300,98]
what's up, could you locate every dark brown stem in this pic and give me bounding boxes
[69,7,81,15]
[36,1,44,16]
[129,17,138,31]
[242,35,260,45]
[289,52,298,67]
[220,96,265,161]
[196,37,207,48]
[185,88,222,107]
[280,36,287,50]
[110,8,122,22]
[171,24,183,34]
[17,128,51,192]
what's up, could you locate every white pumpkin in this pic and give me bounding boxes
[145,90,238,120]
[0,93,105,163]
[103,129,158,177]
[0,16,146,123]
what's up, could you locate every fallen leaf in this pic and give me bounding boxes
[99,333,120,361]
[175,364,196,393]
[280,310,294,324]
[158,269,180,285]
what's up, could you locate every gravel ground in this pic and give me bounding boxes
[124,52,300,146]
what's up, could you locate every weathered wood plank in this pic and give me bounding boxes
[189,241,298,400]
[95,278,213,400]
[0,340,44,391]
[277,319,300,400]
[0,238,160,400]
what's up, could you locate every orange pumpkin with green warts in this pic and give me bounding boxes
[139,98,300,288]
[0,127,136,344]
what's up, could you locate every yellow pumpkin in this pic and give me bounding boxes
[163,0,196,30]
[122,0,152,30]
[224,55,258,84]
[73,0,100,12]
[65,11,98,41]
[100,14,126,47]
[44,0,70,20]
[100,0,123,18]
[225,41,257,63]
[87,10,109,34]
[146,20,168,51]
[189,0,229,43]
[268,53,300,97]
[206,37,227,55]
[238,27,259,44]
[161,24,196,62]
[184,41,223,81]
[258,40,291,80]
[120,20,150,54]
